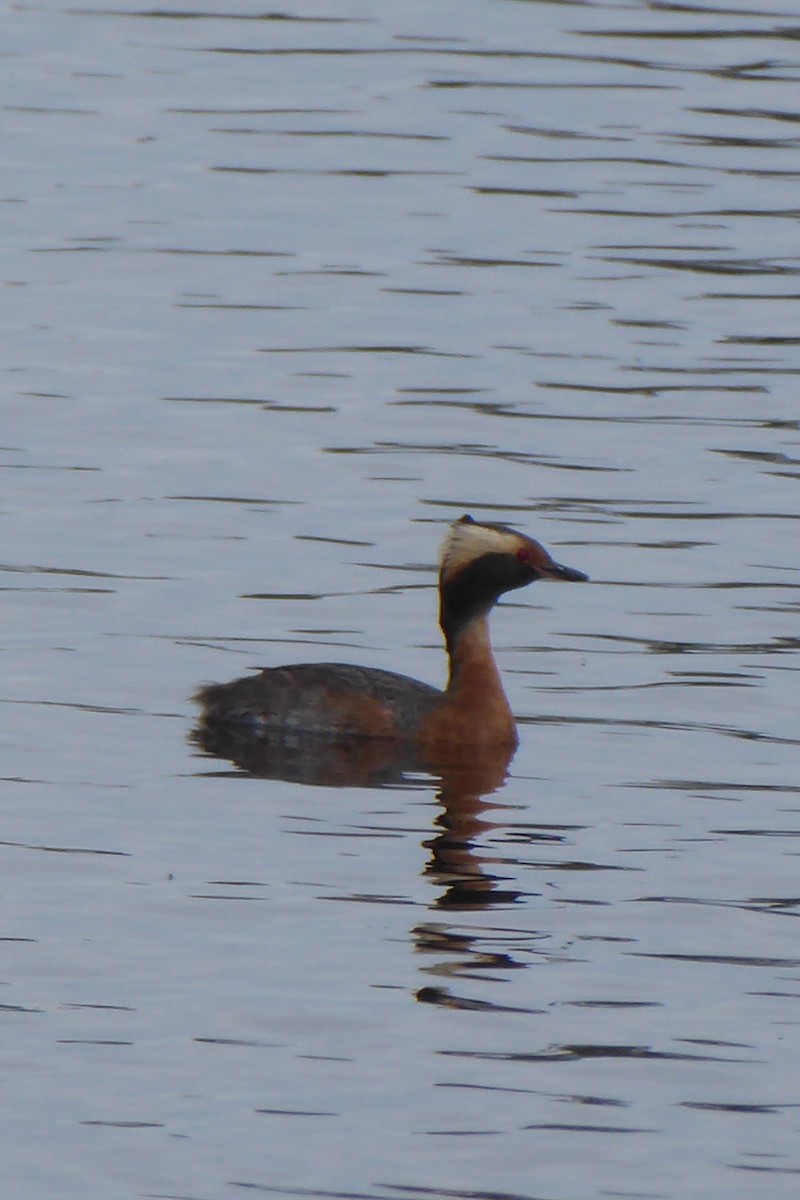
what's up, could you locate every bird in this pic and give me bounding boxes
[193,514,587,754]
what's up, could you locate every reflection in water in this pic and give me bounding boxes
[193,719,521,909]
[193,711,561,1033]
[422,753,527,910]
[193,715,558,1026]
[193,719,432,788]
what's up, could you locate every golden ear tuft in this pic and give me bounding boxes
[439,516,526,579]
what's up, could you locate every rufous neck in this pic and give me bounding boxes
[444,614,509,707]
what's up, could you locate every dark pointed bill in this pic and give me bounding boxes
[542,559,589,583]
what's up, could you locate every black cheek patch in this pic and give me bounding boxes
[441,552,537,634]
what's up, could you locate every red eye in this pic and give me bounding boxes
[516,547,530,564]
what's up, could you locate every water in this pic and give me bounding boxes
[3,1,800,1197]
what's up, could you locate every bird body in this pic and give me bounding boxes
[194,515,587,750]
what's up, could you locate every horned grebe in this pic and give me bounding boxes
[193,515,587,751]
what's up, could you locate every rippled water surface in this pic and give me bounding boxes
[4,1,800,1197]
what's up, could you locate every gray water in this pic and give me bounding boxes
[3,1,800,1197]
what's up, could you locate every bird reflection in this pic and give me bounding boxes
[422,752,527,909]
[191,721,522,909]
